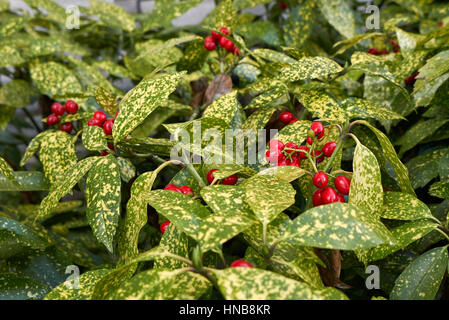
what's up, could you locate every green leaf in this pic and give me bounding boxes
[358,121,415,195]
[0,273,48,300]
[381,192,434,220]
[283,2,315,48]
[154,224,190,270]
[0,172,49,191]
[203,91,240,125]
[283,202,393,250]
[95,86,118,117]
[235,20,281,47]
[349,140,383,217]
[37,157,100,221]
[439,148,449,180]
[243,175,296,225]
[0,80,36,109]
[280,57,343,82]
[414,50,449,93]
[30,62,82,98]
[89,0,135,32]
[429,179,449,199]
[297,89,347,123]
[318,0,357,39]
[82,126,108,152]
[0,44,25,68]
[93,60,138,80]
[0,157,17,186]
[406,148,448,189]
[23,0,66,21]
[242,107,276,131]
[116,157,135,183]
[391,246,448,300]
[44,269,112,300]
[113,72,184,143]
[107,269,211,300]
[245,81,288,110]
[259,166,309,183]
[341,97,404,121]
[274,120,311,146]
[0,16,29,37]
[252,49,296,64]
[24,37,89,59]
[211,268,347,300]
[86,155,121,253]
[212,0,237,30]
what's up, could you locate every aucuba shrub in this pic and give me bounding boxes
[1,0,449,301]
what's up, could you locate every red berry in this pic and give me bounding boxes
[222,174,238,185]
[310,122,324,139]
[60,122,73,133]
[405,72,419,87]
[230,259,252,268]
[100,150,108,156]
[314,150,325,163]
[115,110,119,118]
[368,48,379,55]
[65,100,78,114]
[297,145,309,159]
[164,184,182,193]
[211,30,221,41]
[51,102,65,116]
[393,45,400,53]
[334,175,351,195]
[379,49,388,55]
[284,142,299,155]
[107,143,115,151]
[336,193,346,203]
[278,159,288,166]
[204,39,216,51]
[279,1,287,10]
[306,137,313,145]
[288,118,298,124]
[103,119,114,135]
[219,37,232,49]
[287,155,301,167]
[279,112,294,124]
[439,22,444,28]
[312,189,323,207]
[93,111,107,124]
[207,169,219,184]
[219,27,230,36]
[47,114,59,126]
[268,139,285,152]
[88,118,102,127]
[160,221,170,234]
[391,40,398,47]
[321,187,338,204]
[224,39,234,52]
[233,46,240,56]
[322,142,337,157]
[180,185,194,196]
[313,171,328,188]
[266,149,285,163]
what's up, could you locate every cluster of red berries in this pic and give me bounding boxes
[87,110,117,136]
[203,27,239,56]
[163,184,195,196]
[312,172,351,207]
[405,72,419,87]
[279,111,298,125]
[47,100,79,133]
[206,169,238,185]
[266,122,337,167]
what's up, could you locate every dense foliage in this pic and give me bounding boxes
[1,0,449,300]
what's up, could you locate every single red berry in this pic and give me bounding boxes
[391,40,398,47]
[219,27,230,36]
[65,100,78,114]
[51,102,65,116]
[103,119,114,135]
[224,39,235,52]
[233,46,240,56]
[279,1,287,10]
[230,259,252,268]
[336,193,346,203]
[268,139,285,152]
[160,221,170,234]
[287,155,301,167]
[93,111,107,124]
[306,137,313,145]
[164,184,182,193]
[321,187,338,204]
[368,48,379,55]
[297,145,309,159]
[100,150,108,156]
[88,118,102,127]
[60,122,73,133]
[211,30,222,41]
[115,110,119,118]
[288,118,298,124]
[310,122,324,139]
[322,142,337,157]
[219,37,232,49]
[278,159,288,166]
[266,149,285,163]
[107,143,115,151]
[314,150,325,163]
[312,189,323,207]
[180,185,194,196]
[405,72,419,86]
[204,39,216,51]
[284,142,299,155]
[279,112,294,124]
[393,45,400,53]
[334,175,351,195]
[313,171,328,189]
[379,49,388,55]
[207,169,219,184]
[439,22,444,28]
[222,174,238,185]
[47,114,59,126]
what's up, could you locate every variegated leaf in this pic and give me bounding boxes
[116,157,135,183]
[0,45,25,68]
[0,80,36,109]
[275,120,311,146]
[297,90,347,123]
[96,86,118,117]
[406,148,448,189]
[341,97,404,121]
[318,0,357,39]
[259,166,309,183]
[282,2,315,48]
[381,192,434,220]
[280,57,343,82]
[89,0,135,32]
[203,91,239,125]
[0,172,49,192]
[86,155,121,252]
[245,81,288,110]
[0,157,18,186]
[0,273,48,300]
[82,125,107,152]
[154,224,190,270]
[429,179,449,199]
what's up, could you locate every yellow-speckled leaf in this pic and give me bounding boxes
[349,140,383,217]
[37,157,100,221]
[429,179,449,199]
[143,0,202,31]
[95,86,118,117]
[154,224,190,270]
[280,57,343,82]
[211,268,348,300]
[283,202,393,250]
[86,155,121,252]
[318,0,357,39]
[252,49,296,64]
[275,120,311,146]
[0,273,48,300]
[259,166,309,183]
[203,91,240,125]
[0,45,25,68]
[212,0,237,30]
[24,37,89,58]
[242,107,276,131]
[245,81,288,110]
[341,97,404,121]
[0,80,36,109]
[283,2,315,48]
[381,192,434,220]
[82,126,107,152]
[0,171,49,191]
[233,0,271,10]
[0,16,29,37]
[116,157,135,183]
[89,0,135,32]
[0,0,9,11]
[30,62,82,98]
[297,90,347,123]
[0,157,18,186]
[93,60,138,80]
[243,175,296,225]
[24,0,66,21]
[390,246,448,300]
[407,148,447,189]
[107,269,211,300]
[113,72,184,143]
[44,269,112,300]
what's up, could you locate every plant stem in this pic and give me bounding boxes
[435,227,449,242]
[323,137,344,173]
[182,153,206,187]
[23,108,41,133]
